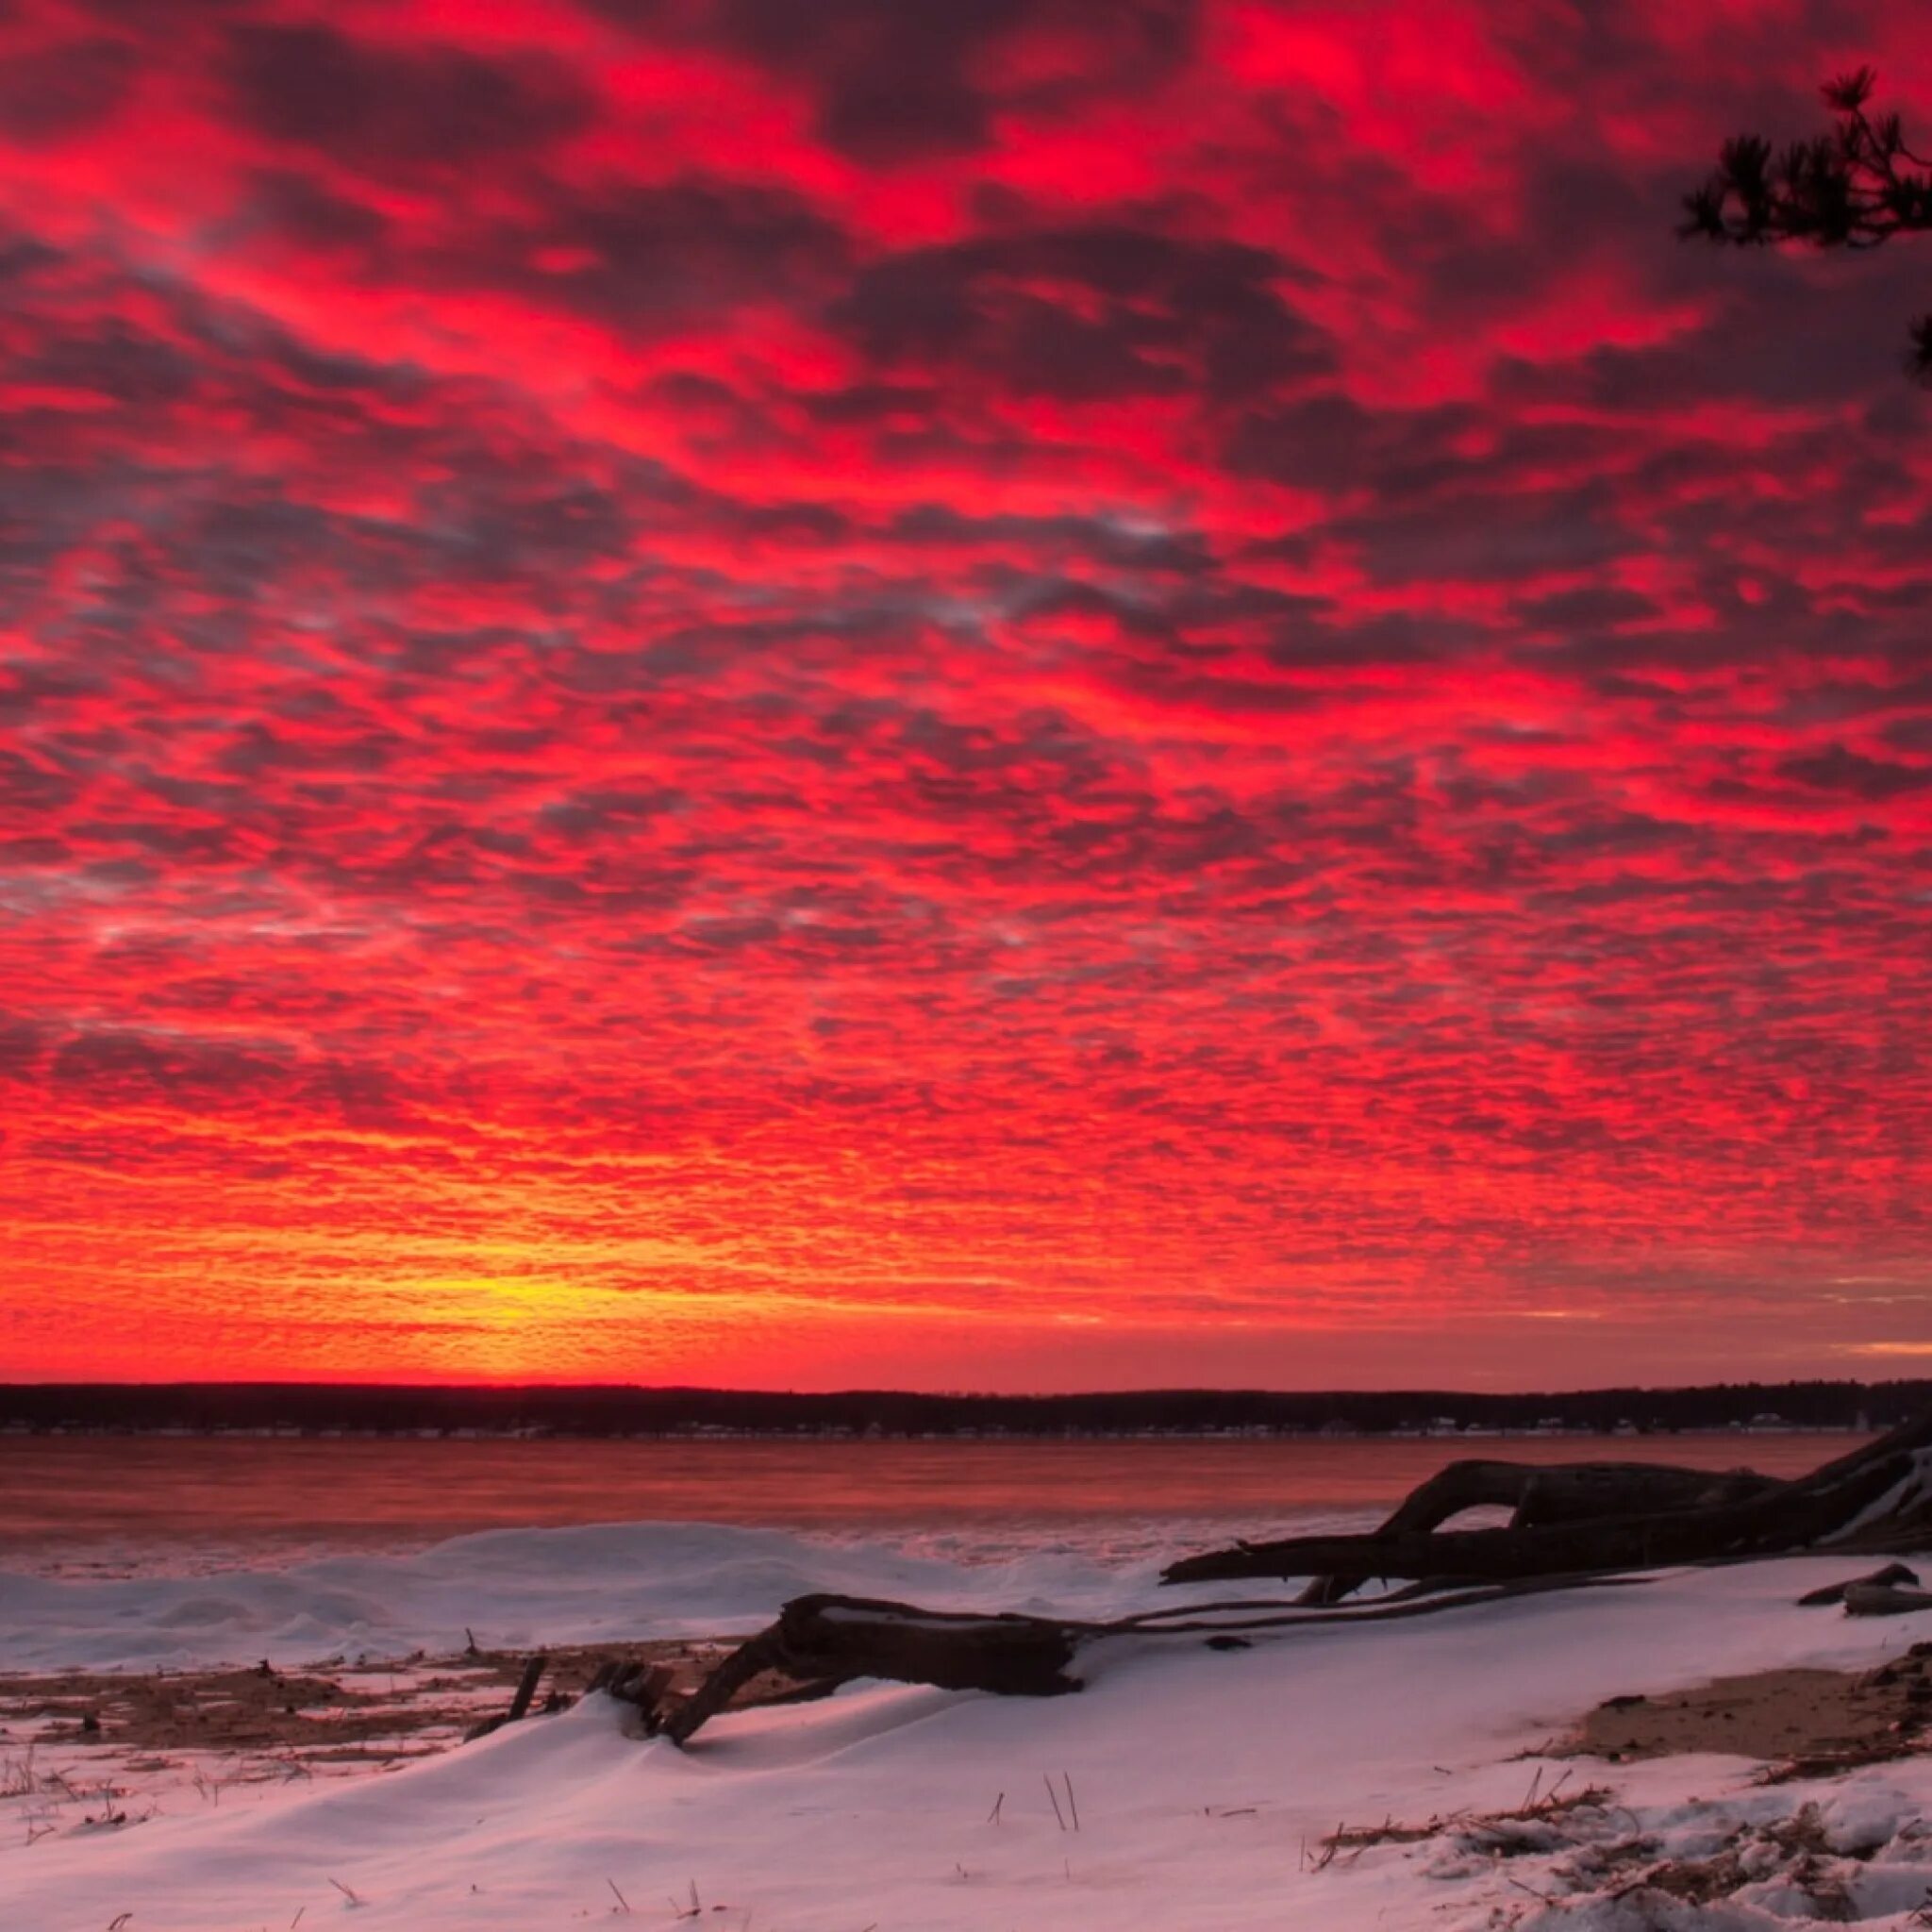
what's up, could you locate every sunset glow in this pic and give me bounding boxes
[3,0,1929,1389]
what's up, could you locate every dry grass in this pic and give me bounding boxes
[1308,1767,1615,1871]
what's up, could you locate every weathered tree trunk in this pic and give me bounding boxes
[1795,1561,1918,1607]
[1841,1579,1932,1616]
[1167,1414,1932,1591]
[464,1652,549,1740]
[1294,1458,1784,1604]
[1374,1459,1777,1536]
[653,1593,1087,1746]
[615,1412,1932,1749]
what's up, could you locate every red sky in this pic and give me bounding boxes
[2,0,1929,1391]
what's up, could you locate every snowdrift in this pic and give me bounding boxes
[6,1530,1931,1931]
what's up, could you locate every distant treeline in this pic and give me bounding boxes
[1,1380,1926,1438]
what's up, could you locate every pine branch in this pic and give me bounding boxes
[1680,69,1929,383]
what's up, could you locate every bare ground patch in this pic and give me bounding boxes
[1569,1640,1932,1776]
[0,1640,735,1773]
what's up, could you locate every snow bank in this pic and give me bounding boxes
[0,1518,1247,1674]
[6,1542,1930,1931]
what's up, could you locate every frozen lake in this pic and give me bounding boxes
[0,1429,1870,1577]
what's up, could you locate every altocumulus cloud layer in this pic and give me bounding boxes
[0,0,1928,1389]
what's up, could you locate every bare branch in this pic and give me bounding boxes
[1680,69,1927,378]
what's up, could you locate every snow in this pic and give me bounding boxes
[0,1520,1210,1674]
[5,1527,1931,1931]
[1840,1446,1932,1538]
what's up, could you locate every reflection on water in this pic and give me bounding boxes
[0,1430,1871,1579]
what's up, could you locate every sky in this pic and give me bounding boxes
[2,0,1929,1393]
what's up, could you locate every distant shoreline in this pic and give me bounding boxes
[0,1427,1887,1450]
[2,1377,1924,1441]
[0,1421,1882,1440]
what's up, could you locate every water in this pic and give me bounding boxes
[0,1431,1871,1579]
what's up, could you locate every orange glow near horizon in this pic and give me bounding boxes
[2,0,1929,1391]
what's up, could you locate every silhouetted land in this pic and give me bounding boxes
[0,1380,1924,1439]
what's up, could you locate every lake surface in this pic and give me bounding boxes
[0,1431,1871,1578]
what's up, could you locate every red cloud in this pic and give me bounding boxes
[0,0,1927,1389]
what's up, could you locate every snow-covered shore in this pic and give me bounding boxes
[0,1517,1298,1674]
[4,1527,1930,1930]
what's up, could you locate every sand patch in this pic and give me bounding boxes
[1573,1639,1932,1774]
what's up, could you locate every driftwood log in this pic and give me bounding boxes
[1164,1411,1932,1591]
[1796,1562,1920,1607]
[621,1412,1932,1748]
[1842,1580,1932,1617]
[649,1593,1085,1746]
[464,1652,549,1740]
[638,1576,1661,1745]
[1291,1459,1784,1605]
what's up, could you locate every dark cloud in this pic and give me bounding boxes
[1336,482,1637,584]
[49,1027,299,1111]
[1517,587,1660,631]
[242,170,391,254]
[225,23,593,175]
[1777,748,1932,802]
[469,175,849,331]
[833,225,1330,400]
[0,35,135,146]
[594,0,1201,163]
